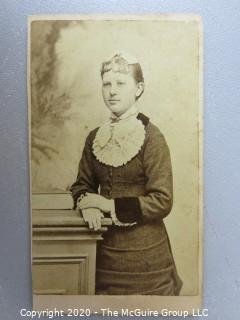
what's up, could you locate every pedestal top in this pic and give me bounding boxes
[33,209,112,228]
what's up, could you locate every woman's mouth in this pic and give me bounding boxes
[108,99,120,105]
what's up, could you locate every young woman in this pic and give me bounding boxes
[70,52,182,295]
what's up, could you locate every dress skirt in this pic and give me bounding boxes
[96,222,183,295]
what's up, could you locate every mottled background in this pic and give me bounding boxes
[1,1,240,320]
[30,19,200,295]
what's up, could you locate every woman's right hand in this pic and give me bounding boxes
[81,208,104,231]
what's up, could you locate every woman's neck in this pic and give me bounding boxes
[111,104,138,120]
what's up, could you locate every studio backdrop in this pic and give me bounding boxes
[29,15,202,310]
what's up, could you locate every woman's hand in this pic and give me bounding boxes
[81,208,104,231]
[78,193,114,213]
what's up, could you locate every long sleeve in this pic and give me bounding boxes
[70,130,99,208]
[114,123,173,223]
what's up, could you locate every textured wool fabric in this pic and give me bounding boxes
[71,113,182,295]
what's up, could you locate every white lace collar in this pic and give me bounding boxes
[93,106,145,167]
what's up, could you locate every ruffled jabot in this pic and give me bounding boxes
[93,111,145,167]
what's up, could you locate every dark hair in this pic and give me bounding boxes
[100,54,144,99]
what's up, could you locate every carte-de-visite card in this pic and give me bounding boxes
[29,14,203,316]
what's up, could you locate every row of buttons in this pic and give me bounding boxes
[109,167,121,178]
[107,167,113,197]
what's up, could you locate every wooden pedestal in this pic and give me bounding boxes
[32,208,111,295]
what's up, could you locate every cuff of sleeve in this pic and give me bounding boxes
[114,197,142,223]
[72,192,86,209]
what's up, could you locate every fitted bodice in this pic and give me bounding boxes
[71,114,173,248]
[91,148,147,199]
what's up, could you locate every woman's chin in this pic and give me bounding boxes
[107,106,122,114]
[107,105,131,117]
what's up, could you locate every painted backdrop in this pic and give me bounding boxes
[30,18,201,295]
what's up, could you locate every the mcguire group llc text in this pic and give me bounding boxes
[20,307,208,318]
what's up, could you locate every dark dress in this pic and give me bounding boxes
[71,113,183,295]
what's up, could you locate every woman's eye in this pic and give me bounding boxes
[117,82,125,86]
[103,82,110,87]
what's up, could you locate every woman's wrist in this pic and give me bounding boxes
[77,195,136,227]
[76,193,86,207]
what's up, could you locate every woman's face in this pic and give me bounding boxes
[102,70,141,116]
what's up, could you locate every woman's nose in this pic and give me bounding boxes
[110,84,117,96]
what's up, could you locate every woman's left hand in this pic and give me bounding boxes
[78,193,114,213]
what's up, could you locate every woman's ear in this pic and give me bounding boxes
[135,82,144,99]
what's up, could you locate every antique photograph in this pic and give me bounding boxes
[29,15,202,311]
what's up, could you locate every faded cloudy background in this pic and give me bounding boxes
[30,19,200,295]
